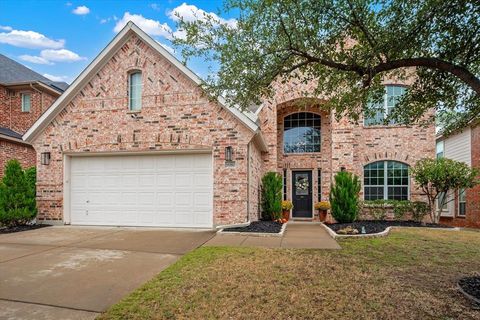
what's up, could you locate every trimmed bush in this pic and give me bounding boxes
[0,160,37,227]
[329,171,361,223]
[411,201,429,223]
[261,172,282,220]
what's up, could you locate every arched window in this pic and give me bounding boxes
[283,112,321,153]
[364,161,409,200]
[364,85,406,125]
[129,71,142,111]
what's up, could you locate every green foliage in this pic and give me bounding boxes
[329,171,361,223]
[174,0,480,134]
[392,201,411,221]
[411,157,479,223]
[261,172,282,220]
[410,201,430,223]
[0,160,37,227]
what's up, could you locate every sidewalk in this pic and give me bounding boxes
[203,222,341,249]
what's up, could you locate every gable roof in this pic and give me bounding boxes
[23,22,264,147]
[0,53,68,92]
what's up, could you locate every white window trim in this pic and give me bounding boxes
[364,85,405,126]
[128,71,142,111]
[21,93,31,112]
[458,188,466,217]
[364,160,410,201]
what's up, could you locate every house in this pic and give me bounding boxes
[0,53,68,176]
[437,124,480,228]
[23,22,435,228]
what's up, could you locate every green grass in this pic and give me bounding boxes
[99,229,480,319]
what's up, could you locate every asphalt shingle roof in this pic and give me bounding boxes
[0,126,22,139]
[0,53,68,91]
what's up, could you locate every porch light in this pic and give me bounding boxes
[225,146,233,162]
[41,152,51,165]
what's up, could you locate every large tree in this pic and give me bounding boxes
[173,0,480,133]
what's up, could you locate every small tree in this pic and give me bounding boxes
[0,160,37,227]
[329,171,361,223]
[411,158,479,224]
[261,172,283,220]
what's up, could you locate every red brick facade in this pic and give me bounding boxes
[0,84,58,176]
[30,28,436,226]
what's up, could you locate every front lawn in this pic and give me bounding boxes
[99,229,480,319]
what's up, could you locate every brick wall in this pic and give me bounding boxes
[0,84,57,135]
[441,124,480,228]
[0,140,36,176]
[32,34,257,226]
[248,140,263,221]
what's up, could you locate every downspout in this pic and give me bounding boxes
[30,83,44,111]
[246,141,251,223]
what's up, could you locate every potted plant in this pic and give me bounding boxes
[314,201,331,222]
[281,200,293,221]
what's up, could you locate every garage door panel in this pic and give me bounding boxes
[70,153,213,227]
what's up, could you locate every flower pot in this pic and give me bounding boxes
[319,210,327,222]
[282,209,290,221]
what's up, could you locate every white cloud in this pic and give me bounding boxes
[20,49,86,65]
[40,49,86,62]
[0,29,65,49]
[0,25,12,31]
[114,12,172,38]
[72,5,90,15]
[167,3,237,28]
[43,73,70,82]
[150,3,161,11]
[100,18,109,24]
[19,54,53,65]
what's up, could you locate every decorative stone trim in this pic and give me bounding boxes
[217,222,287,237]
[320,223,460,239]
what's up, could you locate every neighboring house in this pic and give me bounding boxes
[0,53,67,176]
[24,22,435,228]
[437,125,480,228]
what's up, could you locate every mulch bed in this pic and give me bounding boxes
[0,224,51,234]
[327,220,453,235]
[459,277,480,303]
[223,221,283,233]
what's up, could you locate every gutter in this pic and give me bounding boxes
[0,133,31,146]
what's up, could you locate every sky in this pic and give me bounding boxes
[0,0,233,84]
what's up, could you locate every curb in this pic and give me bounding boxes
[217,222,287,237]
[320,223,460,239]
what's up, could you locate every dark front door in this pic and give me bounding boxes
[292,171,313,218]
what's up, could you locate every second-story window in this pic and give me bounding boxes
[129,71,142,111]
[21,93,31,112]
[364,85,406,126]
[283,112,321,153]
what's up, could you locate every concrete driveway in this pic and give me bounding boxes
[0,226,214,319]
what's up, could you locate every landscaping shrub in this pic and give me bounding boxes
[0,160,37,227]
[363,199,389,220]
[411,201,429,223]
[261,172,282,220]
[392,201,411,221]
[329,171,361,223]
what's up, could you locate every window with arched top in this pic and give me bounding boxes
[283,112,321,153]
[129,71,142,111]
[364,161,409,200]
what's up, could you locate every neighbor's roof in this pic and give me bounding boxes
[0,53,68,92]
[23,22,266,151]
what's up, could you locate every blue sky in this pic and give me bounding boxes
[0,0,233,84]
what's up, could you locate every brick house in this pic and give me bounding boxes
[0,53,67,176]
[24,22,435,228]
[437,124,480,228]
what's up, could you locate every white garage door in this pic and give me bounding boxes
[70,153,213,228]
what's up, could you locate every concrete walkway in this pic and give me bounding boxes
[0,226,214,320]
[204,223,341,249]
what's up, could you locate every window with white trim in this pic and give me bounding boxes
[436,141,444,159]
[21,93,31,112]
[458,188,466,216]
[364,161,409,201]
[129,71,142,111]
[364,85,406,126]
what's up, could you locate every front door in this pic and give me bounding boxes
[292,171,313,218]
